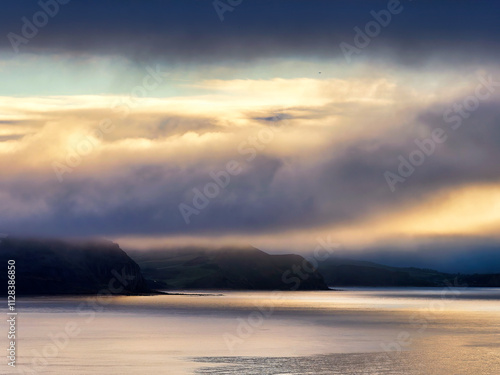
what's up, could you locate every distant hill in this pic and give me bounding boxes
[316,257,500,287]
[1,237,498,295]
[0,237,150,295]
[129,246,329,291]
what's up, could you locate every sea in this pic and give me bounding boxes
[5,288,500,374]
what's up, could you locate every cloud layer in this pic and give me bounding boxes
[1,70,500,248]
[1,0,499,64]
[1,1,499,271]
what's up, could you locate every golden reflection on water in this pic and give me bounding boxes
[6,288,500,374]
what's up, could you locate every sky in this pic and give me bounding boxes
[1,0,499,272]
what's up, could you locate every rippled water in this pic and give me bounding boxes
[4,288,500,374]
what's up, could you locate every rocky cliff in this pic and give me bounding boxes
[0,237,150,295]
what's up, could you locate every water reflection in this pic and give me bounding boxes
[7,288,500,374]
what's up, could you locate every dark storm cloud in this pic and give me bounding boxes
[310,97,500,220]
[0,156,287,237]
[2,93,500,239]
[1,0,499,64]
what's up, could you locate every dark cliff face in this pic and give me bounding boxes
[0,237,149,295]
[130,246,329,291]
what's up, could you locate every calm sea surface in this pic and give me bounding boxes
[5,288,500,374]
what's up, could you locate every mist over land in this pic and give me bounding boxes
[2,237,499,296]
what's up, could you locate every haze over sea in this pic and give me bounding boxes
[8,288,500,375]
